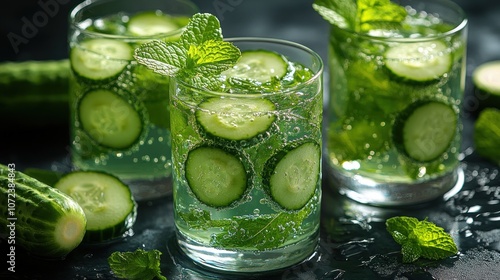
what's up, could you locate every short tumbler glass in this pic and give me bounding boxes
[325,0,468,206]
[68,0,197,200]
[171,38,324,272]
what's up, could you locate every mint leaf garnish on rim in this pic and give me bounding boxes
[108,248,166,280]
[133,13,241,90]
[386,216,458,263]
[313,0,407,32]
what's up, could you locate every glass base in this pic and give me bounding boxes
[123,176,172,201]
[327,165,464,206]
[176,229,319,273]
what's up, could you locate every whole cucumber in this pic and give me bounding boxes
[0,163,87,259]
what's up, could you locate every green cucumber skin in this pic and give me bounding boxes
[0,164,87,259]
[0,59,70,126]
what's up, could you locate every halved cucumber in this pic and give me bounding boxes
[70,38,132,81]
[393,100,457,162]
[472,60,500,110]
[196,97,276,141]
[78,89,143,150]
[185,146,247,208]
[54,171,137,243]
[222,50,288,83]
[127,11,181,36]
[385,40,451,82]
[264,141,321,210]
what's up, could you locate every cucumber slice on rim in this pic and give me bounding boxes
[393,100,457,162]
[54,171,137,243]
[70,38,132,81]
[264,142,321,210]
[223,50,288,83]
[385,40,451,82]
[185,146,247,208]
[127,11,181,36]
[78,89,143,150]
[196,97,276,141]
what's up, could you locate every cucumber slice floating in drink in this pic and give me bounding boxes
[127,11,182,36]
[385,40,451,82]
[223,50,288,83]
[196,97,276,141]
[70,38,132,81]
[78,89,144,150]
[185,146,247,208]
[264,142,320,210]
[393,100,457,162]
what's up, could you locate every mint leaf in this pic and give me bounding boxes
[312,0,356,29]
[356,0,407,32]
[386,216,458,263]
[108,249,166,280]
[180,206,312,250]
[134,40,186,77]
[133,13,240,90]
[312,0,407,32]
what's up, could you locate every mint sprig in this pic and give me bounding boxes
[180,206,312,250]
[313,0,407,32]
[386,216,458,263]
[134,13,241,90]
[108,249,166,280]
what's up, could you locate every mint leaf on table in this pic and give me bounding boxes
[180,206,312,250]
[134,13,240,90]
[386,216,458,263]
[108,249,166,280]
[312,0,407,32]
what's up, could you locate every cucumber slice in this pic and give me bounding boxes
[196,97,276,141]
[127,11,181,36]
[78,89,143,149]
[264,142,321,210]
[385,40,451,82]
[223,50,288,83]
[393,100,457,162]
[54,171,137,243]
[70,38,132,81]
[472,60,500,110]
[185,146,247,208]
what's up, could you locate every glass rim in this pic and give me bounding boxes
[333,0,468,42]
[175,37,324,97]
[69,0,198,40]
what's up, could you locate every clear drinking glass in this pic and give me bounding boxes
[325,0,468,206]
[171,38,324,272]
[68,0,198,200]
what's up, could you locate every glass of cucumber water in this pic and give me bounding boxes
[317,0,468,206]
[170,38,323,272]
[68,0,197,200]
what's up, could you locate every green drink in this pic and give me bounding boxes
[68,0,197,200]
[315,0,468,205]
[170,38,323,271]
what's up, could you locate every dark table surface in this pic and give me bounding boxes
[1,0,500,279]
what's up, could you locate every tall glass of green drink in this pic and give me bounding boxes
[68,0,198,200]
[314,0,468,205]
[170,37,323,272]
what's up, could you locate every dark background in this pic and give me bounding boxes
[1,1,500,279]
